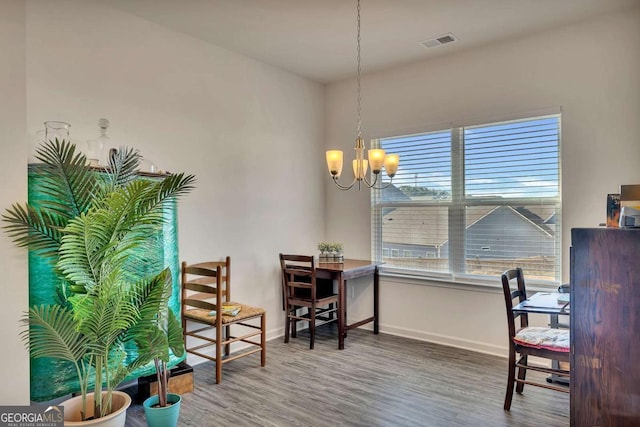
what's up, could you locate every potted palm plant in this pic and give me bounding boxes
[3,139,195,426]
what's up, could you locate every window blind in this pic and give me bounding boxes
[372,115,561,284]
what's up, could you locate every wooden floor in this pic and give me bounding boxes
[124,324,569,426]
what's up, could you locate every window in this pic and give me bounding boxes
[372,115,561,284]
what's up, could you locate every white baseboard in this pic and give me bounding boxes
[374,325,556,368]
[367,323,508,358]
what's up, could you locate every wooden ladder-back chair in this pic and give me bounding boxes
[279,254,339,349]
[181,257,266,383]
[501,268,570,410]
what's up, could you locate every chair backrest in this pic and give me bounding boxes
[279,254,316,301]
[501,268,529,339]
[181,257,232,324]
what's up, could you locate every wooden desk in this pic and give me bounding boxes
[315,259,381,350]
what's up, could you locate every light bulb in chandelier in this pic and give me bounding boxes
[326,150,344,177]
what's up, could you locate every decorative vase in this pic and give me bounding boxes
[85,118,110,167]
[61,390,131,427]
[30,121,71,163]
[319,252,330,263]
[143,393,182,427]
[44,120,71,143]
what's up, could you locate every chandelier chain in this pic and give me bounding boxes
[325,0,398,191]
[356,0,362,138]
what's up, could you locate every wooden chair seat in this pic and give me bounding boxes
[184,303,266,324]
[513,326,569,352]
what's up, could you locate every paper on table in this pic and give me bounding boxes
[522,292,566,308]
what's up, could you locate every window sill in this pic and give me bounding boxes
[379,268,561,294]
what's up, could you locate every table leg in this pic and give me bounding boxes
[547,313,569,385]
[338,272,345,350]
[373,266,379,334]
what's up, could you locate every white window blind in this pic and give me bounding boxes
[372,115,561,284]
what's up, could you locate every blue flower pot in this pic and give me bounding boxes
[143,393,182,427]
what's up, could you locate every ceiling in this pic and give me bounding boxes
[102,0,640,84]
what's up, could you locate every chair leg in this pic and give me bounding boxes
[309,306,316,350]
[516,355,527,394]
[260,312,266,367]
[224,325,231,356]
[284,308,291,343]
[291,307,297,338]
[504,347,517,411]
[215,323,222,384]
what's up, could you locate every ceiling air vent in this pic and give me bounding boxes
[420,33,457,48]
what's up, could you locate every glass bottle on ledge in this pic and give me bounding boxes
[85,118,110,167]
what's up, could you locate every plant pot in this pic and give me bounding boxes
[61,390,131,426]
[143,393,182,427]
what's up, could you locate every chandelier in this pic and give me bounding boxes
[326,0,399,190]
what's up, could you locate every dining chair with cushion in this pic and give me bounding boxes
[279,253,339,349]
[181,257,266,383]
[501,268,570,410]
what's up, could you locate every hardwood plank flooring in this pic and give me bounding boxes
[124,324,569,426]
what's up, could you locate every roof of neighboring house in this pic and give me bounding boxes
[381,184,411,201]
[512,206,554,235]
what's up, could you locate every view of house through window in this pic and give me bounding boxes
[372,115,561,284]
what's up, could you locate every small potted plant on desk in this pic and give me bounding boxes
[3,140,195,426]
[330,243,344,263]
[318,242,331,262]
[318,242,344,262]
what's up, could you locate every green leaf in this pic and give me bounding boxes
[33,139,98,219]
[2,204,65,258]
[167,309,185,358]
[21,305,89,362]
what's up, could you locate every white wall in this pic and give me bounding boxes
[0,0,29,405]
[1,0,325,402]
[325,6,640,356]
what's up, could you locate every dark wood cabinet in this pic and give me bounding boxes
[570,228,640,426]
